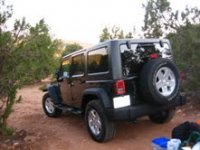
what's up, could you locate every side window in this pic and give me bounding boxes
[62,59,70,72]
[88,47,108,74]
[71,54,84,76]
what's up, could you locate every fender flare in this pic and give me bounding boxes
[82,88,113,109]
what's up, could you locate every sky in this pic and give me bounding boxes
[6,0,200,44]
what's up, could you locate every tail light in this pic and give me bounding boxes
[115,80,126,95]
[149,53,159,59]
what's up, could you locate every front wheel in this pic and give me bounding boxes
[149,109,175,124]
[42,93,62,117]
[85,100,116,142]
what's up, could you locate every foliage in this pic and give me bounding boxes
[142,0,171,37]
[0,124,14,136]
[0,0,16,132]
[99,26,133,42]
[0,0,59,133]
[14,19,59,84]
[142,0,200,38]
[167,24,200,90]
[125,32,134,39]
[99,27,110,42]
[52,39,66,57]
[63,43,83,55]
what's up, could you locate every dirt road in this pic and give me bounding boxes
[7,83,199,150]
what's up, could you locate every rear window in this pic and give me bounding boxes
[120,42,171,76]
[87,47,108,74]
[120,43,171,56]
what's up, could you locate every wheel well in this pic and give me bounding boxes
[82,94,98,114]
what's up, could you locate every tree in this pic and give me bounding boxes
[99,27,111,42]
[117,30,124,39]
[63,43,83,55]
[125,32,133,38]
[0,0,18,134]
[99,26,134,42]
[110,26,122,39]
[52,39,66,57]
[142,0,200,38]
[0,0,59,134]
[167,24,200,90]
[142,0,171,38]
[10,19,59,85]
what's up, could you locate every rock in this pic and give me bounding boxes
[5,139,11,143]
[182,113,186,117]
[13,142,20,147]
[177,109,182,113]
[18,130,27,137]
[24,136,36,143]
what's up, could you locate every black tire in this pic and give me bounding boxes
[42,93,62,117]
[140,58,180,105]
[149,109,175,123]
[85,100,116,142]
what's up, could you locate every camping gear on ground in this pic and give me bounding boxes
[152,121,200,149]
[179,131,200,149]
[172,121,200,142]
[192,142,200,150]
[167,139,181,150]
[152,137,170,150]
[152,137,181,150]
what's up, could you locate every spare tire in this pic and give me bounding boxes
[140,58,180,105]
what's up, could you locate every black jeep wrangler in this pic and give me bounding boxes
[42,39,185,142]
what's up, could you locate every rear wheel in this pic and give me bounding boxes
[42,93,62,117]
[149,109,175,123]
[85,100,116,142]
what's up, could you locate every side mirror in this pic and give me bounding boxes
[57,71,69,82]
[63,71,69,78]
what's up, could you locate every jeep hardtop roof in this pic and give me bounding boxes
[62,39,170,59]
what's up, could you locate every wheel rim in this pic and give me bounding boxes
[88,109,102,136]
[154,67,176,97]
[45,97,55,114]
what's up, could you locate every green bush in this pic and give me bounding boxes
[0,0,59,134]
[168,24,200,90]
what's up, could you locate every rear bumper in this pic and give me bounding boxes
[107,92,186,121]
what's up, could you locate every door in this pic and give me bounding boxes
[70,54,85,107]
[59,57,73,105]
